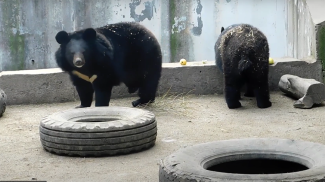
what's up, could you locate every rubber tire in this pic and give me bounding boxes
[0,89,6,117]
[159,138,325,182]
[39,107,157,157]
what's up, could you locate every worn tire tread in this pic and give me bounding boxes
[41,135,156,151]
[40,127,157,145]
[42,140,156,157]
[39,107,157,156]
[39,121,157,139]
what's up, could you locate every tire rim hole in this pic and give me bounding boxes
[204,154,309,174]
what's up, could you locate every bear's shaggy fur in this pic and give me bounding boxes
[215,24,271,109]
[55,22,162,107]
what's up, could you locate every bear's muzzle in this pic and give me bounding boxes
[73,52,85,68]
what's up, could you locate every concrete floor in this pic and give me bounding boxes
[1,92,325,182]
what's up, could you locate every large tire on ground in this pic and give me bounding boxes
[0,89,7,117]
[39,107,157,157]
[159,138,325,182]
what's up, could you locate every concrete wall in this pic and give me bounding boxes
[306,0,325,82]
[170,0,289,63]
[0,0,319,71]
[0,58,322,105]
[0,0,170,71]
[286,0,316,61]
[169,0,316,63]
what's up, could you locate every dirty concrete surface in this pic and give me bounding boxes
[1,92,325,182]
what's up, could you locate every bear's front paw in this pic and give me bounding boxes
[132,99,155,107]
[226,101,242,109]
[257,101,272,109]
[132,99,141,107]
[75,105,87,108]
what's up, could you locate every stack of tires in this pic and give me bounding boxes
[39,107,157,156]
[0,89,7,117]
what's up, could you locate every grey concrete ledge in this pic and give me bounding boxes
[0,58,322,105]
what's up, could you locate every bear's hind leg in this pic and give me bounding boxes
[132,75,159,107]
[225,85,242,109]
[223,74,242,109]
[244,80,255,97]
[253,76,272,108]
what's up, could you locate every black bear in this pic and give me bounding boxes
[215,24,271,109]
[55,22,162,108]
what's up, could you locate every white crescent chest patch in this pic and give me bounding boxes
[72,70,98,83]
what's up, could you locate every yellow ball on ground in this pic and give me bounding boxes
[180,59,187,65]
[269,57,274,65]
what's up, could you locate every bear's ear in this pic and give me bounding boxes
[83,28,97,41]
[55,31,70,45]
[221,27,225,33]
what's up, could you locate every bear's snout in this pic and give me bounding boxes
[74,58,83,67]
[73,52,85,68]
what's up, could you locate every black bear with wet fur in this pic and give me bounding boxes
[55,22,162,107]
[215,24,271,109]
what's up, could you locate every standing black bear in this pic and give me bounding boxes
[55,22,162,107]
[215,24,271,109]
